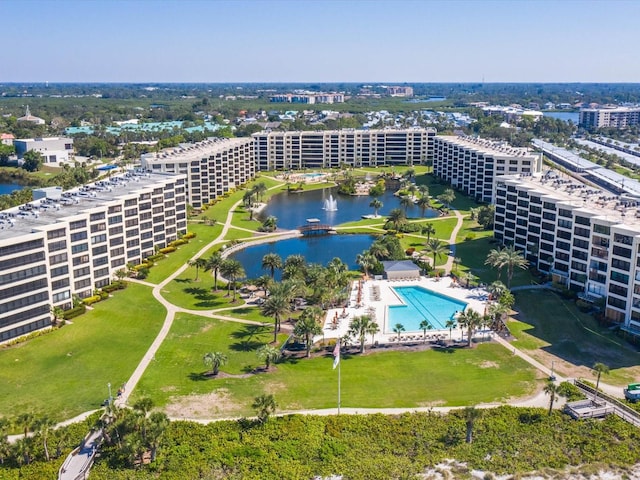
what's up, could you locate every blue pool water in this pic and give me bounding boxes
[303,173,325,179]
[97,164,118,171]
[387,286,467,331]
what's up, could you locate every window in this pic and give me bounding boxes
[47,228,66,239]
[90,212,105,222]
[72,255,89,266]
[48,240,67,252]
[71,243,88,254]
[70,231,87,242]
[614,233,633,245]
[49,253,68,265]
[613,245,632,258]
[593,224,610,235]
[90,223,106,233]
[73,266,90,278]
[69,220,86,230]
[91,234,107,244]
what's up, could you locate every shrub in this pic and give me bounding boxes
[146,253,166,262]
[63,304,86,320]
[183,232,197,239]
[159,246,177,254]
[405,247,416,256]
[557,382,587,401]
[83,295,102,306]
[464,233,476,241]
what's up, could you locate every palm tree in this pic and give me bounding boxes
[254,181,268,202]
[203,351,227,375]
[501,245,529,288]
[418,184,429,199]
[424,238,448,268]
[262,252,283,279]
[464,406,482,443]
[452,257,461,274]
[15,412,35,440]
[220,259,245,301]
[421,223,435,241]
[369,198,383,217]
[485,248,505,281]
[348,315,379,353]
[437,188,456,209]
[393,323,405,341]
[419,320,432,342]
[262,293,291,343]
[188,257,207,281]
[283,254,307,280]
[257,344,281,370]
[487,280,508,301]
[293,308,323,357]
[253,274,272,299]
[416,196,430,217]
[387,208,406,232]
[261,215,278,232]
[593,362,610,401]
[146,412,169,462]
[400,196,413,214]
[252,394,276,424]
[368,241,390,260]
[462,271,475,288]
[356,252,377,278]
[544,380,561,415]
[445,319,457,342]
[204,251,223,291]
[458,308,482,347]
[35,416,55,462]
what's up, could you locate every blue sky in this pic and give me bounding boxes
[4,0,639,83]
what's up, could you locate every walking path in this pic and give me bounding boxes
[442,208,464,274]
[58,428,102,480]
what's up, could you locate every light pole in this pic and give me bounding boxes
[107,382,112,406]
[550,361,556,381]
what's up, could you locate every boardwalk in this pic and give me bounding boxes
[58,429,102,480]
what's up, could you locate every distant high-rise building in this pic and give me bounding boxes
[579,106,640,129]
[385,86,414,97]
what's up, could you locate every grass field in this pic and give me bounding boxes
[134,314,538,418]
[0,283,165,423]
[160,276,239,310]
[510,289,640,385]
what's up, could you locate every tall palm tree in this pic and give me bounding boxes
[254,181,268,202]
[257,344,281,370]
[501,245,529,288]
[262,253,283,279]
[419,320,433,342]
[416,196,430,217]
[445,319,457,342]
[188,257,207,282]
[283,254,307,280]
[458,308,482,347]
[593,362,610,401]
[393,323,406,341]
[418,184,429,199]
[220,259,245,301]
[437,188,456,209]
[348,315,379,353]
[146,411,169,462]
[15,412,35,440]
[544,380,561,415]
[421,223,435,241]
[203,351,227,375]
[387,208,406,232]
[485,248,505,282]
[356,252,377,278]
[400,196,413,214]
[464,406,482,443]
[368,242,390,260]
[369,198,383,217]
[262,293,291,343]
[487,280,508,301]
[293,308,324,357]
[253,274,272,299]
[35,416,55,462]
[204,251,223,291]
[424,238,448,269]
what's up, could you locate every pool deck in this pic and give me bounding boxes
[321,276,489,345]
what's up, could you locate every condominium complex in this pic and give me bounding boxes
[385,86,414,97]
[252,128,436,171]
[579,106,640,129]
[494,173,640,334]
[269,92,345,104]
[140,138,255,208]
[434,135,542,202]
[0,171,187,342]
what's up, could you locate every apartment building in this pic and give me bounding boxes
[579,106,640,129]
[269,92,345,104]
[0,171,187,342]
[494,173,640,334]
[140,138,255,208]
[434,135,542,203]
[252,128,436,171]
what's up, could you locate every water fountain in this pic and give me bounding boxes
[323,194,338,211]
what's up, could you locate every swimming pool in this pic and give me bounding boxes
[303,173,325,179]
[387,286,467,331]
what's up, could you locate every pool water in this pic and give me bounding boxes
[387,286,467,331]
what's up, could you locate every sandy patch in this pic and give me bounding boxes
[164,389,244,419]
[478,360,499,369]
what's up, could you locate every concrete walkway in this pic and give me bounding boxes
[442,208,464,274]
[58,428,101,480]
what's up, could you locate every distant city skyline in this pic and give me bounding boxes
[4,0,639,83]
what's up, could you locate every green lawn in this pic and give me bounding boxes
[0,283,165,423]
[160,274,242,310]
[511,289,640,385]
[144,224,223,284]
[137,327,538,417]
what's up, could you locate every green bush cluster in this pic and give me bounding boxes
[82,295,102,306]
[102,281,128,293]
[169,239,188,247]
[158,246,177,254]
[76,408,640,479]
[63,304,86,320]
[182,232,197,239]
[145,253,166,262]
